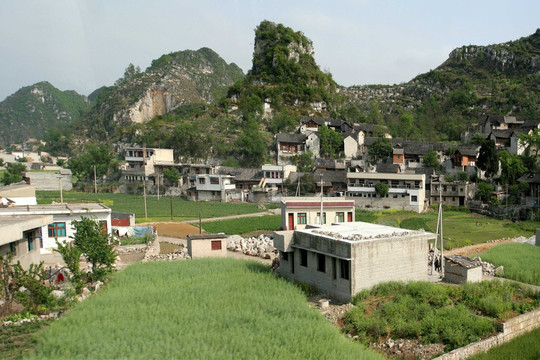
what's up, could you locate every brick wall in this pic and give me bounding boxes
[434,308,540,360]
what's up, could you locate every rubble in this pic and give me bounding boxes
[142,247,190,262]
[226,234,278,260]
[472,256,497,276]
[371,338,444,360]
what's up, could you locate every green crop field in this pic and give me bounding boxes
[202,215,281,235]
[37,191,265,222]
[356,208,539,249]
[477,243,540,286]
[29,259,383,360]
[469,327,540,360]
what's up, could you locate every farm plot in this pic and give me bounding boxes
[29,259,383,360]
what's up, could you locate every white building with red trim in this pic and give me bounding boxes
[280,197,355,230]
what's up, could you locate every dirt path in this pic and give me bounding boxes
[182,208,280,223]
[445,238,514,256]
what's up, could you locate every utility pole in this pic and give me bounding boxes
[157,171,160,201]
[320,173,324,225]
[58,175,63,203]
[93,165,97,193]
[439,179,444,275]
[143,144,148,221]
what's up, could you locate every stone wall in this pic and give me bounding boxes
[434,309,540,360]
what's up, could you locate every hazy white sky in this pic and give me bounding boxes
[1,0,539,101]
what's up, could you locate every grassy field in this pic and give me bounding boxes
[346,280,540,352]
[356,208,539,249]
[29,259,383,360]
[37,191,266,222]
[201,215,281,235]
[476,243,540,286]
[468,327,540,360]
[0,319,52,360]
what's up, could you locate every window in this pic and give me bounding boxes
[9,242,17,256]
[316,212,326,224]
[336,212,345,223]
[411,195,418,202]
[281,251,289,261]
[198,177,206,184]
[300,249,308,267]
[332,258,337,279]
[48,222,66,237]
[297,213,307,224]
[210,177,219,185]
[211,240,222,250]
[340,260,350,280]
[317,253,326,272]
[25,231,34,251]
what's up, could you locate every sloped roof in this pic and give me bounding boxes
[456,145,480,157]
[376,163,401,173]
[490,129,514,139]
[301,116,343,127]
[276,133,306,144]
[445,255,480,269]
[314,170,347,185]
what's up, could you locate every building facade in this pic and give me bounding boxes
[281,197,355,230]
[274,222,434,301]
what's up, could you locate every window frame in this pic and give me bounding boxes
[297,213,307,225]
[48,222,67,238]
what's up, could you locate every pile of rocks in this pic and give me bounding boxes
[143,248,190,262]
[115,246,147,254]
[0,312,62,328]
[472,257,503,276]
[227,234,278,260]
[371,338,444,360]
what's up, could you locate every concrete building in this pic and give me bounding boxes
[0,215,53,269]
[0,203,111,252]
[430,179,476,206]
[444,255,482,284]
[281,197,355,230]
[347,172,427,212]
[274,222,434,301]
[121,147,175,184]
[187,233,227,259]
[256,164,297,191]
[192,174,235,202]
[23,169,73,191]
[0,183,37,206]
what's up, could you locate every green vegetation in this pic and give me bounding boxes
[202,215,281,235]
[1,162,26,185]
[469,327,540,360]
[355,208,540,249]
[477,243,540,286]
[0,81,90,146]
[346,281,539,351]
[0,320,53,360]
[30,259,383,359]
[37,191,266,222]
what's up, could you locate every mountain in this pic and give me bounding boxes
[0,81,90,146]
[80,47,244,139]
[339,29,540,141]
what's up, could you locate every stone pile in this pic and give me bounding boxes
[115,246,147,254]
[371,338,444,360]
[472,257,499,276]
[227,234,277,260]
[143,248,190,262]
[1,312,62,328]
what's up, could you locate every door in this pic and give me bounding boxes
[288,213,294,230]
[347,212,353,222]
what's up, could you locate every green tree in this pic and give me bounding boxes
[68,143,116,180]
[163,167,180,185]
[55,240,84,293]
[1,162,27,185]
[476,182,494,202]
[269,113,298,133]
[71,217,117,281]
[0,158,4,167]
[283,173,315,195]
[234,117,267,167]
[518,128,540,158]
[290,150,314,172]
[318,125,343,158]
[469,133,486,146]
[499,150,526,185]
[368,101,383,124]
[375,182,389,197]
[423,151,440,169]
[399,113,415,139]
[458,172,468,181]
[368,137,392,163]
[477,140,499,178]
[166,122,208,160]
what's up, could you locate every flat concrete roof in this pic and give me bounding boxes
[0,203,111,216]
[297,221,434,243]
[0,215,54,246]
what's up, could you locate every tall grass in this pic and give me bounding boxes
[468,327,540,360]
[346,281,539,351]
[202,215,281,235]
[478,243,540,286]
[30,259,383,360]
[37,191,265,222]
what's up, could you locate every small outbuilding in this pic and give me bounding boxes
[444,255,482,284]
[187,233,228,259]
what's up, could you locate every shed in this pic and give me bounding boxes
[187,233,228,259]
[444,255,482,284]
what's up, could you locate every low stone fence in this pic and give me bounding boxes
[434,308,540,360]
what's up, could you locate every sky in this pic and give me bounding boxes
[1,0,539,101]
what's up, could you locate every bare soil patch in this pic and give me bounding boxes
[445,238,513,256]
[143,222,203,238]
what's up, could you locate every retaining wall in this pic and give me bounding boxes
[434,308,540,360]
